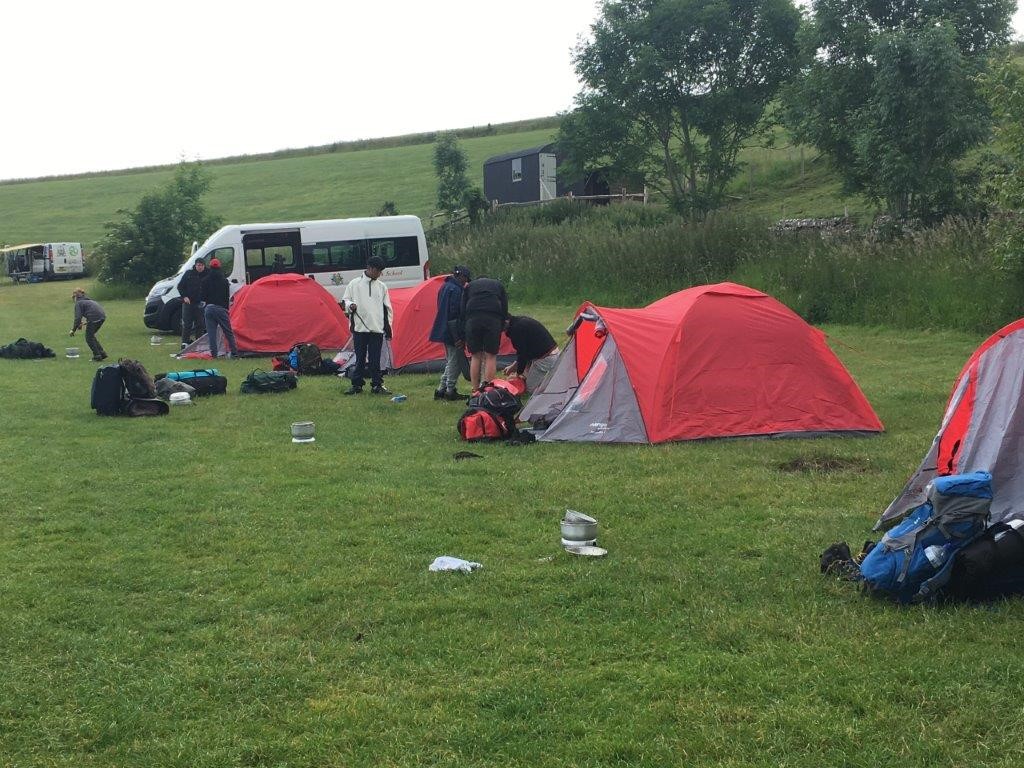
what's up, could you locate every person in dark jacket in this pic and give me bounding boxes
[70,288,108,361]
[429,265,471,401]
[460,276,508,391]
[176,259,207,348]
[503,315,560,393]
[200,258,238,358]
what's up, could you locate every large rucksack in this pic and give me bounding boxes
[119,358,157,399]
[466,382,523,419]
[91,365,127,415]
[289,342,323,374]
[860,472,992,602]
[240,369,298,394]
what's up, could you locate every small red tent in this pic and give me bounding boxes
[179,273,349,357]
[521,282,883,443]
[876,318,1024,530]
[343,276,514,373]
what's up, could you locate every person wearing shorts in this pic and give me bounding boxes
[460,276,508,391]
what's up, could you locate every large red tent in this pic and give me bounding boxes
[521,282,883,443]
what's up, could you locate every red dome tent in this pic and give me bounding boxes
[179,273,349,357]
[521,282,883,444]
[876,319,1024,530]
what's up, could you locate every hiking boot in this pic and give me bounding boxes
[343,386,363,395]
[444,388,463,401]
[434,389,446,400]
[91,353,108,362]
[371,385,391,395]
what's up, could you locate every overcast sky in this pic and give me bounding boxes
[3,1,1022,182]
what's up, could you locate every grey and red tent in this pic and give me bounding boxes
[521,282,883,444]
[876,318,1024,530]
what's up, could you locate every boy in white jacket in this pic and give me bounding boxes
[341,256,394,394]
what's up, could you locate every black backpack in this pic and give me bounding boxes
[240,369,298,394]
[466,383,523,420]
[91,365,127,415]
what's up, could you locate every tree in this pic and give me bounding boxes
[784,0,1014,221]
[93,163,221,286]
[983,55,1024,273]
[433,133,470,215]
[559,0,801,217]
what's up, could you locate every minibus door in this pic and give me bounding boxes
[242,230,303,284]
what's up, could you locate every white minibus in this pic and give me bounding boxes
[144,215,429,331]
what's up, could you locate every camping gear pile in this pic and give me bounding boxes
[457,378,531,443]
[90,359,169,417]
[822,319,1024,603]
[0,338,55,359]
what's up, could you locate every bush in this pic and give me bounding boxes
[431,200,1011,332]
[91,163,221,287]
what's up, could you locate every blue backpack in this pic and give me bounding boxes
[860,471,992,602]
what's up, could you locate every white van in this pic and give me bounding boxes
[143,215,430,331]
[2,242,86,281]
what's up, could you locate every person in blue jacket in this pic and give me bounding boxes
[429,265,471,400]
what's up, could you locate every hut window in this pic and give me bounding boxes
[511,158,523,183]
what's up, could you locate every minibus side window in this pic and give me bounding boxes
[367,236,419,268]
[302,240,365,273]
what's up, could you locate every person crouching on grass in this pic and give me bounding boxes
[70,288,108,361]
[342,255,394,395]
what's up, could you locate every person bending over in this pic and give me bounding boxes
[460,275,507,391]
[504,314,560,393]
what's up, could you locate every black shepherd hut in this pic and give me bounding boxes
[483,144,558,204]
[483,143,615,205]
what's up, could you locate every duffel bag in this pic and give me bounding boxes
[187,375,228,396]
[158,368,221,382]
[240,369,297,394]
[945,519,1024,601]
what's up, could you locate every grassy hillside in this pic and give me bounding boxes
[0,119,872,251]
[0,126,559,247]
[4,280,1024,767]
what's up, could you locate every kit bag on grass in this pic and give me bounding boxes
[91,365,127,416]
[289,342,323,374]
[240,369,297,394]
[458,409,511,442]
[160,368,220,382]
[945,518,1024,601]
[124,397,169,417]
[185,375,227,396]
[860,471,992,602]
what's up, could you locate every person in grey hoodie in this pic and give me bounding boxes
[70,288,108,361]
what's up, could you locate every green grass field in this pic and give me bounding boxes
[3,279,1023,767]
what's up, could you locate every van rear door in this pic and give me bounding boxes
[242,230,303,284]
